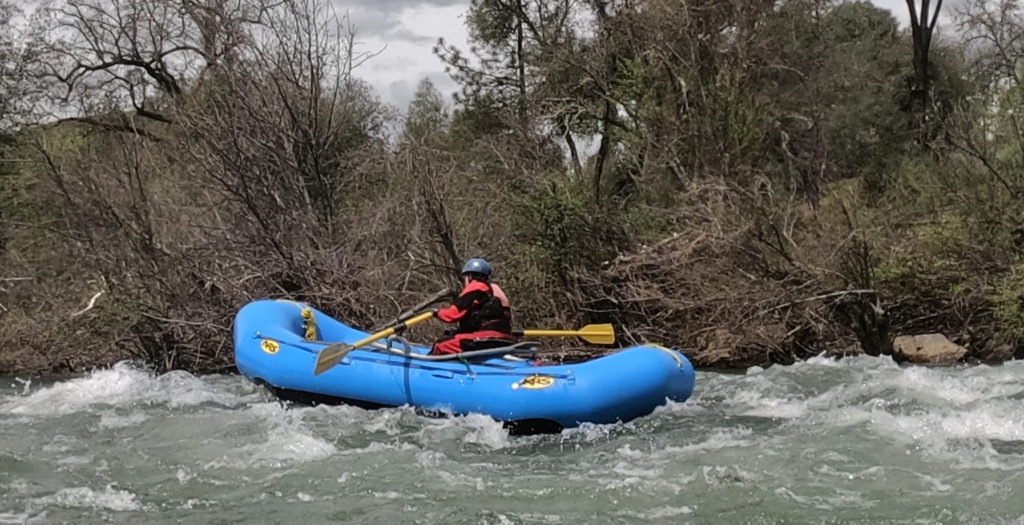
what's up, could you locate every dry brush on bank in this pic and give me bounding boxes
[3,0,1024,374]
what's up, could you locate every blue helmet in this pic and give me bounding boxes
[461,258,492,277]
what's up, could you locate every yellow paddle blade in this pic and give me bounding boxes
[575,323,615,345]
[520,324,616,345]
[314,343,353,375]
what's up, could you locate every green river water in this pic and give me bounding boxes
[2,355,1023,524]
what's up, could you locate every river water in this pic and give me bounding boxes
[1,355,1023,524]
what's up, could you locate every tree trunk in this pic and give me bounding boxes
[562,120,583,179]
[516,0,527,122]
[593,100,613,205]
[905,0,943,135]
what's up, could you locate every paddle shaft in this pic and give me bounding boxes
[516,329,583,337]
[352,311,435,349]
[378,288,454,330]
[316,319,613,374]
[314,311,436,375]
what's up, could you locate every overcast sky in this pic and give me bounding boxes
[345,0,470,114]
[350,0,967,113]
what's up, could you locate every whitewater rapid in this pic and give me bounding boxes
[2,356,1023,524]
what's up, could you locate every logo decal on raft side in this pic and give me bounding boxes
[261,340,280,354]
[512,374,555,390]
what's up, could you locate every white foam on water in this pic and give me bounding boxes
[888,365,1024,407]
[728,355,1023,425]
[626,506,694,519]
[97,411,148,429]
[360,408,411,436]
[178,499,215,509]
[651,397,706,417]
[54,455,91,466]
[555,421,623,443]
[0,513,30,524]
[2,363,152,415]
[815,463,887,482]
[571,450,689,496]
[257,426,336,464]
[175,467,195,484]
[671,427,756,453]
[615,443,647,459]
[608,444,695,489]
[238,425,335,468]
[412,412,511,450]
[926,408,1024,441]
[698,464,759,487]
[517,514,563,523]
[706,371,818,419]
[335,440,420,459]
[1,362,250,416]
[774,485,866,511]
[737,395,809,419]
[435,468,487,490]
[274,402,423,442]
[479,514,516,525]
[414,449,448,468]
[151,370,247,407]
[13,377,32,395]
[912,471,953,493]
[818,365,1024,468]
[451,413,510,449]
[34,485,143,512]
[40,435,76,455]
[203,404,339,469]
[609,458,662,480]
[713,356,1024,478]
[3,479,31,493]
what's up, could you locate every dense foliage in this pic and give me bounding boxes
[2,0,1023,374]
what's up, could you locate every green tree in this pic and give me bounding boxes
[403,78,449,143]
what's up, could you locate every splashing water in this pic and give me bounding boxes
[2,356,1024,524]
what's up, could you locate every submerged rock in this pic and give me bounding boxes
[893,333,966,365]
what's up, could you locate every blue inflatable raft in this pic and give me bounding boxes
[233,299,695,433]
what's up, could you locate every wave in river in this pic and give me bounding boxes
[2,355,1024,524]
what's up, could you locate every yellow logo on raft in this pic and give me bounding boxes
[516,374,555,390]
[261,340,280,354]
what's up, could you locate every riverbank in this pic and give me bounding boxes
[4,0,1024,376]
[0,286,1016,377]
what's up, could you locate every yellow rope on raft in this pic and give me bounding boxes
[301,307,318,341]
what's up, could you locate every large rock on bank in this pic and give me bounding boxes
[893,333,966,365]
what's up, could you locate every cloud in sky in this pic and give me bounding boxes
[871,0,968,27]
[348,0,973,113]
[341,0,469,112]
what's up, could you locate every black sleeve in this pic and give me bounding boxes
[453,290,489,311]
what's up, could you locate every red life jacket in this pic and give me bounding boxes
[436,281,513,335]
[464,282,512,334]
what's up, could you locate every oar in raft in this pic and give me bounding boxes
[313,320,616,375]
[375,288,455,330]
[514,324,615,345]
[314,311,435,375]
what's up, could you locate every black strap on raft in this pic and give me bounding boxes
[257,334,538,361]
[383,337,538,361]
